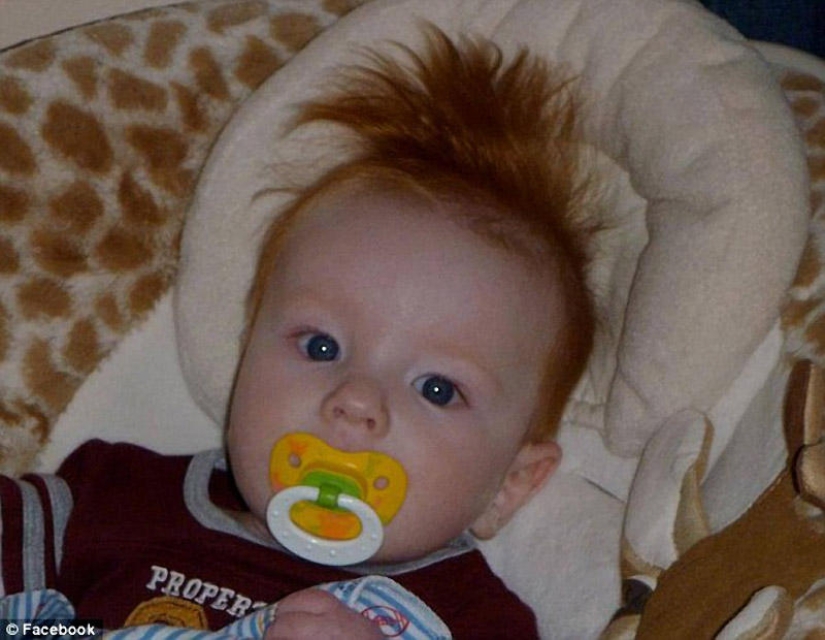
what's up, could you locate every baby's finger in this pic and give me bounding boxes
[264,611,319,640]
[273,588,342,616]
[265,609,383,640]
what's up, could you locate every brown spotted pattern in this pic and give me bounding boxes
[0,0,368,474]
[782,70,825,367]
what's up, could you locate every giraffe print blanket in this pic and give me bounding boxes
[0,0,364,473]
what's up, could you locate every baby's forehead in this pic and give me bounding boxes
[286,178,559,269]
[273,188,563,328]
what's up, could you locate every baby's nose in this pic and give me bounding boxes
[321,378,389,438]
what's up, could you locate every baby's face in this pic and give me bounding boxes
[228,187,564,562]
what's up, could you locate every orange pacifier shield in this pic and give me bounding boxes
[265,433,407,566]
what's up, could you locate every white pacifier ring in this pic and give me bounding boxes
[266,485,384,566]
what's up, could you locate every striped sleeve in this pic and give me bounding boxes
[320,576,452,639]
[0,473,73,597]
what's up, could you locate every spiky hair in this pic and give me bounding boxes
[249,25,597,440]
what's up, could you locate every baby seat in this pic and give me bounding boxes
[1,0,823,637]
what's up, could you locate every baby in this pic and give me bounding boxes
[0,27,596,639]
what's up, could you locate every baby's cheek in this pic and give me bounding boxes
[408,474,479,533]
[231,458,272,517]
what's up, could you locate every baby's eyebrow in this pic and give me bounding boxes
[274,289,339,315]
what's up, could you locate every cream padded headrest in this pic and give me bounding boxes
[175,0,809,460]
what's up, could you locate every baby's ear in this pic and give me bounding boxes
[471,441,561,539]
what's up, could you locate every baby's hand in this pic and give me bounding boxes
[265,588,384,640]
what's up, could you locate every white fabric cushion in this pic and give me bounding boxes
[175,0,809,463]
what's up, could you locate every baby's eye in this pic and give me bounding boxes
[413,374,462,407]
[299,333,340,362]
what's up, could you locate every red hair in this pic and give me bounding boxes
[248,26,598,441]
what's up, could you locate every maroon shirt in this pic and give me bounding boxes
[1,440,537,638]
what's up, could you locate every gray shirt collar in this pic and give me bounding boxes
[183,448,476,576]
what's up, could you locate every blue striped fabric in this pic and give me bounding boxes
[0,576,450,639]
[0,589,273,639]
[320,576,451,639]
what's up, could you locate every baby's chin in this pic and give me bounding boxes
[368,545,437,565]
[367,522,460,565]
[233,508,271,541]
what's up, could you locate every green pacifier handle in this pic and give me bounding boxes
[302,470,361,510]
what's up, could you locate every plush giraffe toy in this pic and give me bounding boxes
[600,66,825,639]
[633,360,825,638]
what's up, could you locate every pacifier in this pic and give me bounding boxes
[266,433,407,566]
